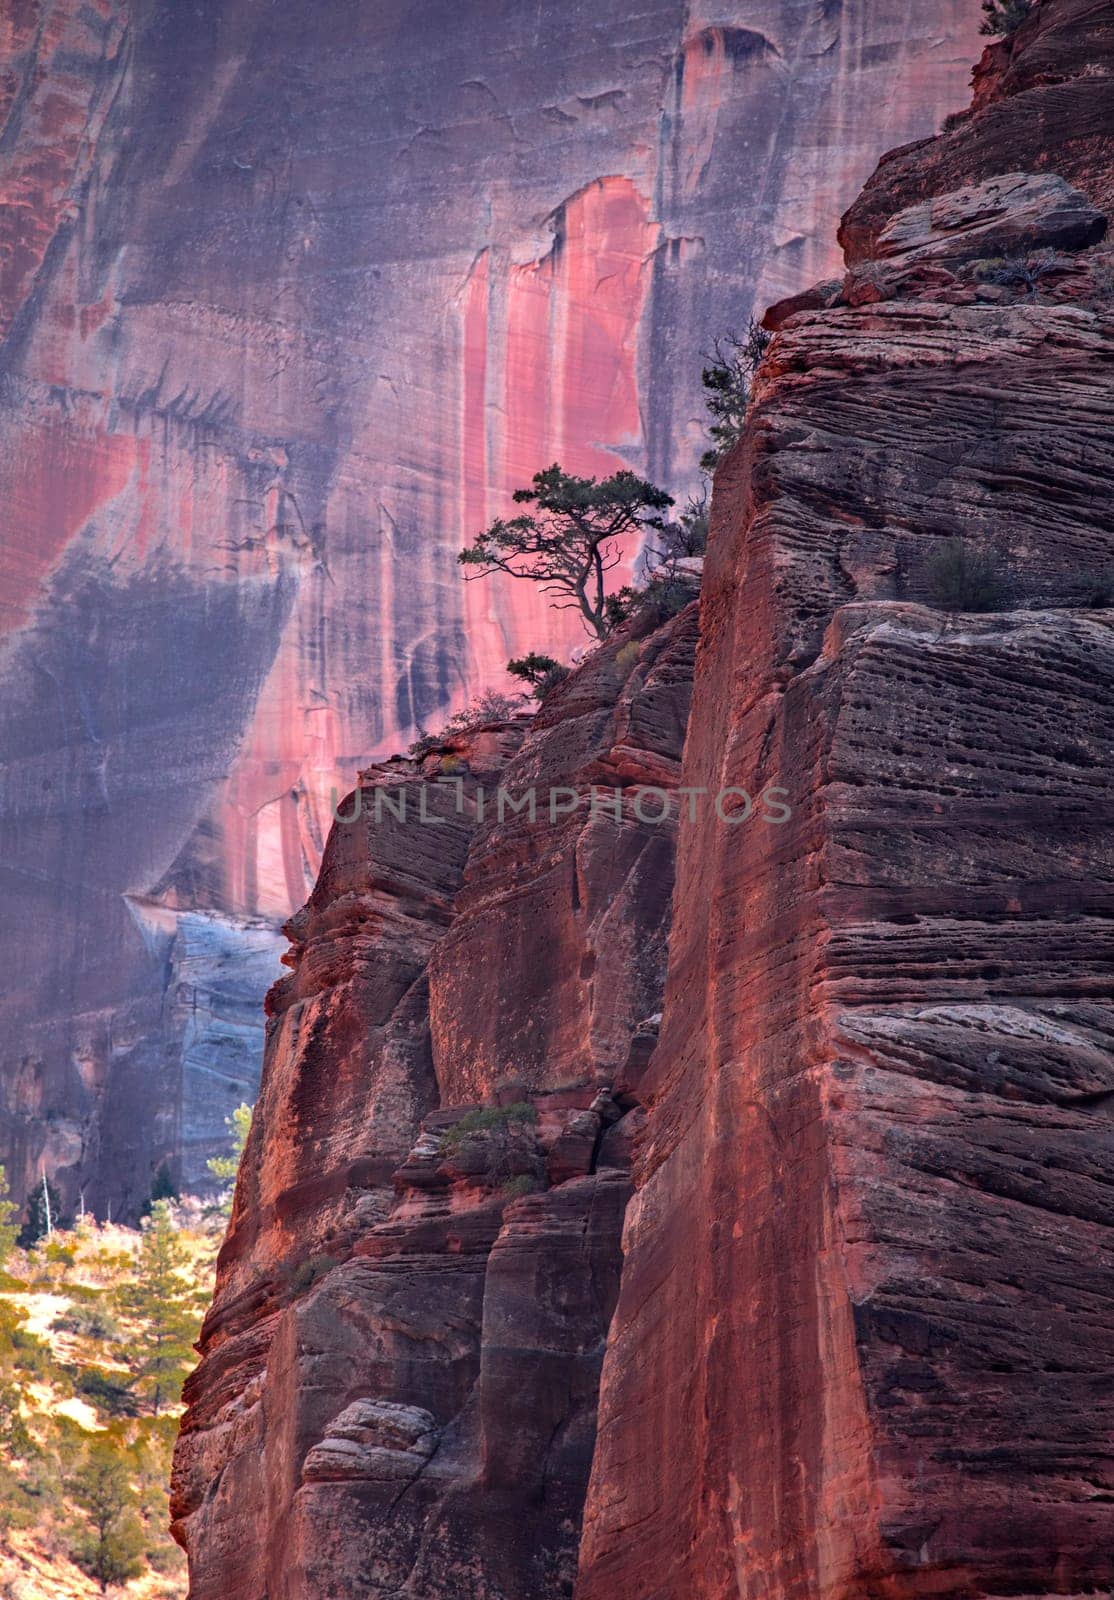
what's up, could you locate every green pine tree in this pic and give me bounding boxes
[115,1202,200,1416]
[147,1160,179,1207]
[67,1438,146,1594]
[0,1165,18,1269]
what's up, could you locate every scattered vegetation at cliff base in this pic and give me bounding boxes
[0,1164,225,1598]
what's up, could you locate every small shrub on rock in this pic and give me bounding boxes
[439,1104,541,1189]
[409,689,526,757]
[969,249,1060,292]
[614,640,642,675]
[501,1175,539,1200]
[701,321,772,471]
[603,488,708,629]
[287,1254,339,1295]
[980,0,1032,35]
[666,490,709,558]
[439,1103,537,1154]
[605,572,699,629]
[507,653,570,702]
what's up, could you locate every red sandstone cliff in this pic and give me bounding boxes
[172,601,698,1596]
[0,0,982,1214]
[175,3,1113,1596]
[579,3,1114,1596]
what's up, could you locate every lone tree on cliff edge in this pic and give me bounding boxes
[459,464,673,640]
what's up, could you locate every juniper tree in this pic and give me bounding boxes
[459,464,673,640]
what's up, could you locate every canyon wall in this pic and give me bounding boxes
[176,1,1113,1595]
[173,600,698,1597]
[0,0,982,1210]
[579,1,1114,1595]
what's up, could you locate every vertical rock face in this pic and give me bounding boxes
[172,605,697,1597]
[0,0,982,1209]
[175,8,1114,1594]
[429,603,697,1104]
[578,4,1114,1598]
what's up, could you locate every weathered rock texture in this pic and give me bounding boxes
[172,605,697,1597]
[175,6,1114,1594]
[0,0,982,1211]
[578,4,1114,1597]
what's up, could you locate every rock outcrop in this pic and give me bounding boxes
[0,0,983,1212]
[172,605,697,1597]
[578,4,1114,1597]
[179,3,1113,1596]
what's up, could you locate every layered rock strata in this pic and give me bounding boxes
[172,606,697,1597]
[178,4,1113,1596]
[0,0,982,1211]
[578,3,1114,1596]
